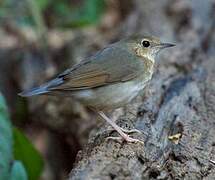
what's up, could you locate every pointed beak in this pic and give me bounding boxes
[159,43,175,49]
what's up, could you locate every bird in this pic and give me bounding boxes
[19,35,175,144]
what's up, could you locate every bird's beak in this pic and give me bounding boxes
[159,43,175,49]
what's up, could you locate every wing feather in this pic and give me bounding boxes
[50,44,144,91]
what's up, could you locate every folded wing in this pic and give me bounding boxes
[50,45,144,91]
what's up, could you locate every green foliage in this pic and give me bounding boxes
[0,93,13,180]
[0,93,44,180]
[10,161,28,180]
[0,93,27,180]
[0,0,106,28]
[35,0,51,11]
[13,128,44,180]
[55,0,105,27]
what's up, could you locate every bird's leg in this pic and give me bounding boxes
[109,110,142,134]
[97,111,144,144]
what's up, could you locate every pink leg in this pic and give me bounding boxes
[98,111,144,144]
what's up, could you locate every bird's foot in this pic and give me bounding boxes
[106,134,144,145]
[97,111,144,145]
[119,127,142,134]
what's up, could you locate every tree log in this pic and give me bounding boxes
[69,0,215,179]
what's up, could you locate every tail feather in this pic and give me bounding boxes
[19,78,64,97]
[18,86,49,97]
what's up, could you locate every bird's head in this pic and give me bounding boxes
[123,35,175,61]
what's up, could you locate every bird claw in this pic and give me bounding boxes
[98,111,144,145]
[120,127,142,134]
[106,136,122,142]
[125,136,144,145]
[109,127,142,134]
[106,135,144,145]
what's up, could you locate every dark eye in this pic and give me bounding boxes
[142,40,150,47]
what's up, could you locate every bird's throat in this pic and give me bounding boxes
[133,45,155,63]
[143,57,154,79]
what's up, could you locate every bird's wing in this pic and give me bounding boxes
[49,45,144,91]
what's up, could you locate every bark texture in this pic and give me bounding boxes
[69,0,215,179]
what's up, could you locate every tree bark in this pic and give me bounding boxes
[69,0,215,179]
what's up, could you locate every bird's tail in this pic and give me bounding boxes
[18,78,63,97]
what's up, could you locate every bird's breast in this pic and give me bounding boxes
[73,75,151,110]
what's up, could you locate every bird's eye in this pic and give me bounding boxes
[141,40,150,47]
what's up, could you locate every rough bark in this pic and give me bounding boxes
[69,0,215,179]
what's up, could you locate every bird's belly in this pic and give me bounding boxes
[73,79,148,110]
